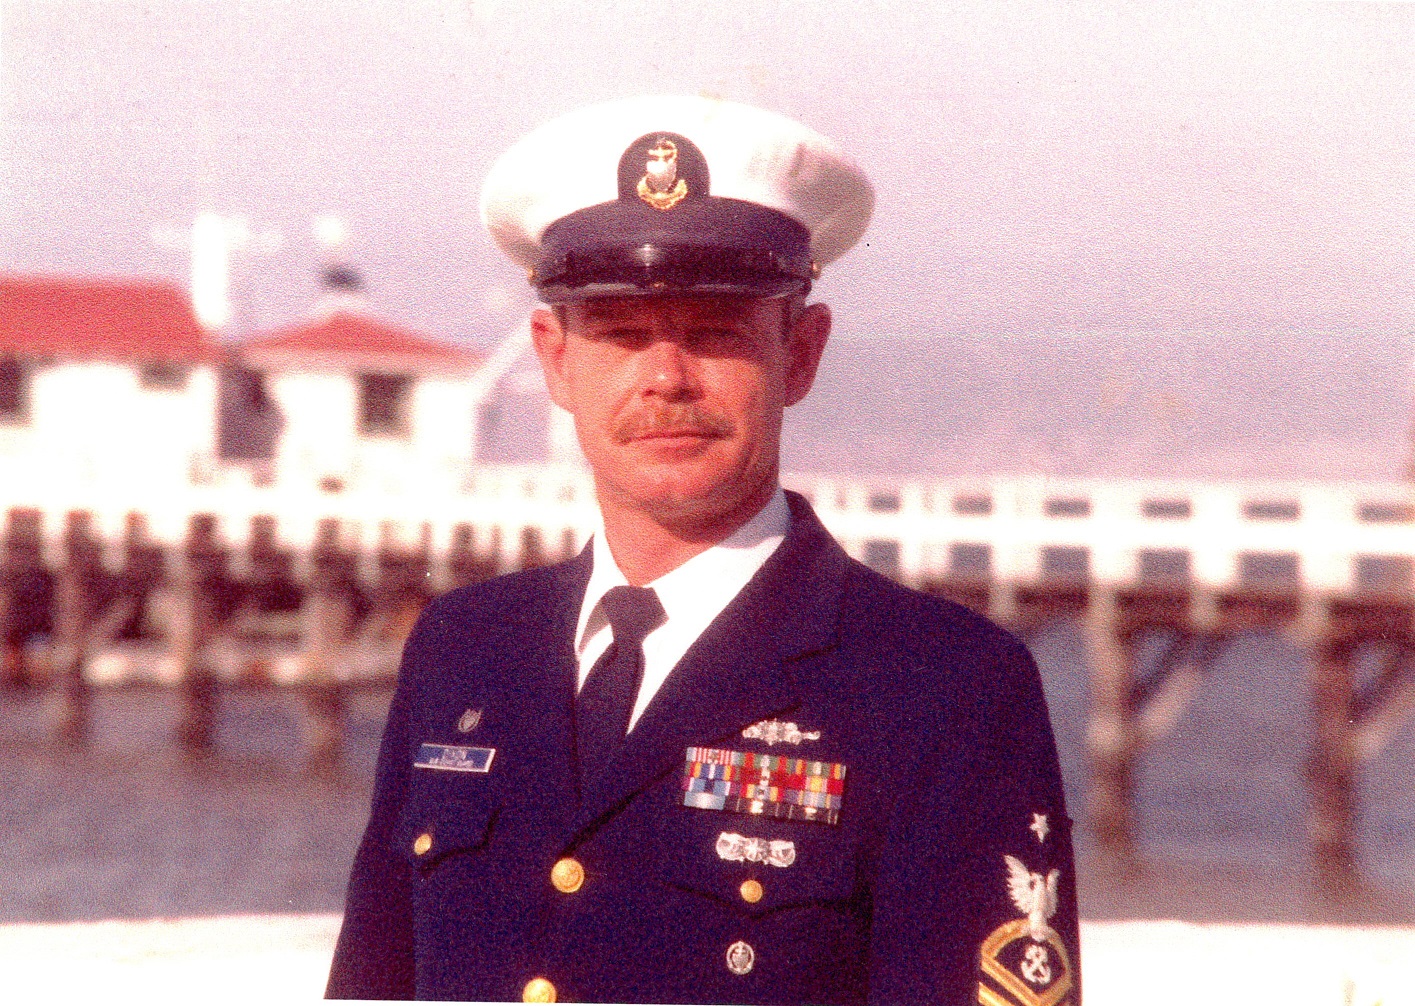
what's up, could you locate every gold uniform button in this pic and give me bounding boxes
[739,879,764,904]
[412,833,432,856]
[522,977,557,1002]
[550,857,585,894]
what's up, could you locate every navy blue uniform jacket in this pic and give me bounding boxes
[328,493,1079,1004]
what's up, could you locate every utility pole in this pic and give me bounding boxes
[150,213,283,333]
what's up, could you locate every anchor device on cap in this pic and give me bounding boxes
[480,95,874,304]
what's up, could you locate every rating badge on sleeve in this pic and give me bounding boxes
[977,824,1075,1006]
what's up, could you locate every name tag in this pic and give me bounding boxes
[414,743,496,773]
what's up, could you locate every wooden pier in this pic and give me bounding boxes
[923,574,1415,889]
[5,470,1415,892]
[0,507,516,774]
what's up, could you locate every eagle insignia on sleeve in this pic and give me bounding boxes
[1004,855,1059,943]
[977,855,1075,1006]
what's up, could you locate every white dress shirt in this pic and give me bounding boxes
[575,488,790,731]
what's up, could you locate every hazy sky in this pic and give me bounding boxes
[3,2,1413,477]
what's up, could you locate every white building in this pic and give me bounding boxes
[4,269,1415,599]
[236,306,484,500]
[0,275,221,511]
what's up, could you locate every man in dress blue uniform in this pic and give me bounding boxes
[327,95,1079,1005]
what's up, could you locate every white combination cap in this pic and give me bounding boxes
[480,94,874,303]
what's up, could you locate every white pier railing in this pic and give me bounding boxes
[795,474,1415,594]
[6,466,1415,596]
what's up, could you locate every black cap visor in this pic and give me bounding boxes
[535,196,813,304]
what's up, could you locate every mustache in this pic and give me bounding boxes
[612,402,735,444]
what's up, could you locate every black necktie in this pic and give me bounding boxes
[577,585,666,786]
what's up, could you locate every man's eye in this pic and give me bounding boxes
[687,327,748,350]
[594,327,653,348]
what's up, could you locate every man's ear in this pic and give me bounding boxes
[530,306,573,411]
[783,301,831,407]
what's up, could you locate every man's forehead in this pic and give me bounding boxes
[574,296,770,324]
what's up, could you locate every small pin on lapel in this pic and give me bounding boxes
[741,719,821,746]
[725,940,755,975]
[457,708,483,734]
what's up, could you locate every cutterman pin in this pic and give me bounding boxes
[456,708,483,734]
[741,719,821,746]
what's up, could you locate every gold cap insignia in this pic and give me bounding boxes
[637,138,689,210]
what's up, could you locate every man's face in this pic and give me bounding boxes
[531,294,830,534]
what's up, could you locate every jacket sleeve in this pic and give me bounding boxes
[325,660,418,998]
[867,632,1080,1006]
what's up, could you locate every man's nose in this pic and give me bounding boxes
[639,338,699,399]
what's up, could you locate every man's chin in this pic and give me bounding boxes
[600,464,765,530]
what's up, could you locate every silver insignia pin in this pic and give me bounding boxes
[457,708,482,734]
[741,719,821,746]
[1029,812,1049,843]
[715,831,796,868]
[725,940,755,976]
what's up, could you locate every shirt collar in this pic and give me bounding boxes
[575,487,790,654]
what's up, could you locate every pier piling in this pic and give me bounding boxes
[6,477,1415,895]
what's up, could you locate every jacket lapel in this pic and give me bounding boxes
[504,544,592,832]
[573,492,852,831]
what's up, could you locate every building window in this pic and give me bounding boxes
[139,361,190,390]
[1040,546,1090,582]
[1354,555,1413,594]
[1138,548,1191,584]
[1238,551,1300,586]
[357,373,413,438]
[1357,502,1414,524]
[862,539,901,580]
[0,357,29,423]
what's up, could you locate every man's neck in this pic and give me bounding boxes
[598,483,779,585]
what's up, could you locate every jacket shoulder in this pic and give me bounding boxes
[840,558,1028,671]
[832,559,1046,747]
[415,559,583,636]
[392,558,584,690]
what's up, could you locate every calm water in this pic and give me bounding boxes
[2,625,1412,924]
[1032,623,1415,904]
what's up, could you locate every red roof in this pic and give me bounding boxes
[240,311,481,372]
[0,274,218,363]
